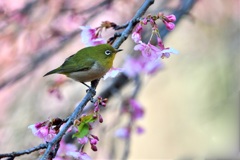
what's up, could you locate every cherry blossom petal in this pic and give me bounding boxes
[103,68,123,80]
[79,26,106,46]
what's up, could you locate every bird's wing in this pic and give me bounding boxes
[58,56,95,74]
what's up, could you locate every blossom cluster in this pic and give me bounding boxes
[78,13,178,79]
[74,97,108,152]
[28,118,63,142]
[125,13,178,77]
[28,96,108,159]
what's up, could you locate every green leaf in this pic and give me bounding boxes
[81,114,97,123]
[72,123,89,138]
[72,114,97,139]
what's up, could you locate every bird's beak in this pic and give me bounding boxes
[116,49,123,53]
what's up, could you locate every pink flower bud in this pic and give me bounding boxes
[94,101,99,107]
[163,21,175,31]
[91,144,98,151]
[90,138,98,145]
[89,124,93,130]
[141,18,148,25]
[166,14,176,22]
[94,106,99,112]
[98,114,103,123]
[101,102,106,107]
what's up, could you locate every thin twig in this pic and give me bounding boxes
[113,22,129,30]
[112,0,154,49]
[0,143,47,159]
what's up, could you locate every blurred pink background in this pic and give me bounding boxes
[0,0,239,159]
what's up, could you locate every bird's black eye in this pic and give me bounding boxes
[105,50,111,55]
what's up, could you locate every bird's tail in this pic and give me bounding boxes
[43,68,60,77]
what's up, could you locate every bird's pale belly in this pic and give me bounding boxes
[67,63,108,82]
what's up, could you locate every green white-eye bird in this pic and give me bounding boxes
[44,44,122,86]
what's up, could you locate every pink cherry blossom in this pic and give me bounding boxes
[28,123,57,142]
[79,26,106,46]
[134,42,162,60]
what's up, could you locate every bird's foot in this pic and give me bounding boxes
[81,82,96,95]
[86,87,96,95]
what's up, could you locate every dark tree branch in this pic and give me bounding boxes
[0,143,47,159]
[113,22,130,30]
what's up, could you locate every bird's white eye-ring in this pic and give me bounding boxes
[105,50,112,55]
